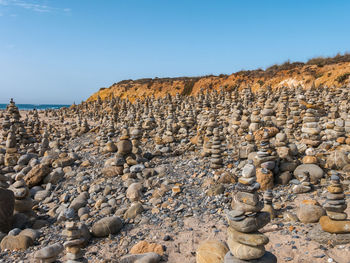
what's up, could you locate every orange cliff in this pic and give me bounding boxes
[87,56,350,102]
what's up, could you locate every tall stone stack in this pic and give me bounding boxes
[39,130,50,156]
[80,119,90,134]
[225,169,276,262]
[261,99,275,127]
[130,123,143,158]
[4,127,19,167]
[254,139,276,191]
[323,174,347,221]
[319,174,350,234]
[301,108,321,148]
[210,127,223,169]
[249,109,261,133]
[262,190,275,219]
[116,127,132,158]
[6,98,21,125]
[202,114,217,157]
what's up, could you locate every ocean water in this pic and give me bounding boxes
[0,104,70,110]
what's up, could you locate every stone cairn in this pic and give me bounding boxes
[63,221,85,262]
[210,127,223,169]
[4,126,19,167]
[262,190,275,220]
[9,174,33,216]
[255,139,275,191]
[301,108,321,148]
[319,174,350,234]
[324,174,347,221]
[225,163,276,262]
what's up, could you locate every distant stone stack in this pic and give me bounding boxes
[261,100,275,127]
[39,130,50,156]
[80,119,90,134]
[249,109,261,133]
[225,168,276,262]
[202,114,216,157]
[130,124,143,157]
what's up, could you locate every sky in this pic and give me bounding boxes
[0,0,350,104]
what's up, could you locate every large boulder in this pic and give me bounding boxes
[117,140,132,156]
[320,216,350,234]
[296,200,325,223]
[24,164,50,187]
[33,243,64,262]
[326,151,349,170]
[293,164,324,184]
[0,235,33,251]
[0,188,14,233]
[91,216,123,237]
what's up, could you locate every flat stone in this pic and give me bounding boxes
[228,227,269,246]
[227,212,270,233]
[119,252,161,263]
[224,251,277,263]
[319,216,350,234]
[308,224,350,245]
[34,243,64,260]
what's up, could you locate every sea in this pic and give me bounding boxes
[0,104,70,110]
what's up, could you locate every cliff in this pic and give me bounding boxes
[87,54,350,102]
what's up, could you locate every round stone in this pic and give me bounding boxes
[227,227,269,246]
[227,238,265,260]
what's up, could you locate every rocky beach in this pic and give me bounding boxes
[0,83,350,263]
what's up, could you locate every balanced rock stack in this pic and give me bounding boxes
[117,127,132,157]
[324,175,347,220]
[130,124,143,157]
[9,174,34,215]
[225,168,276,262]
[319,174,350,234]
[63,221,85,262]
[249,109,261,133]
[4,127,19,167]
[210,127,223,169]
[262,190,275,220]
[254,140,276,191]
[301,108,321,147]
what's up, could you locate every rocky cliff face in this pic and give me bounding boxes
[87,56,350,102]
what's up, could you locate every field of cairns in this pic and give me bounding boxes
[1,55,350,263]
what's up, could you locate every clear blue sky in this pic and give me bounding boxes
[0,0,349,104]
